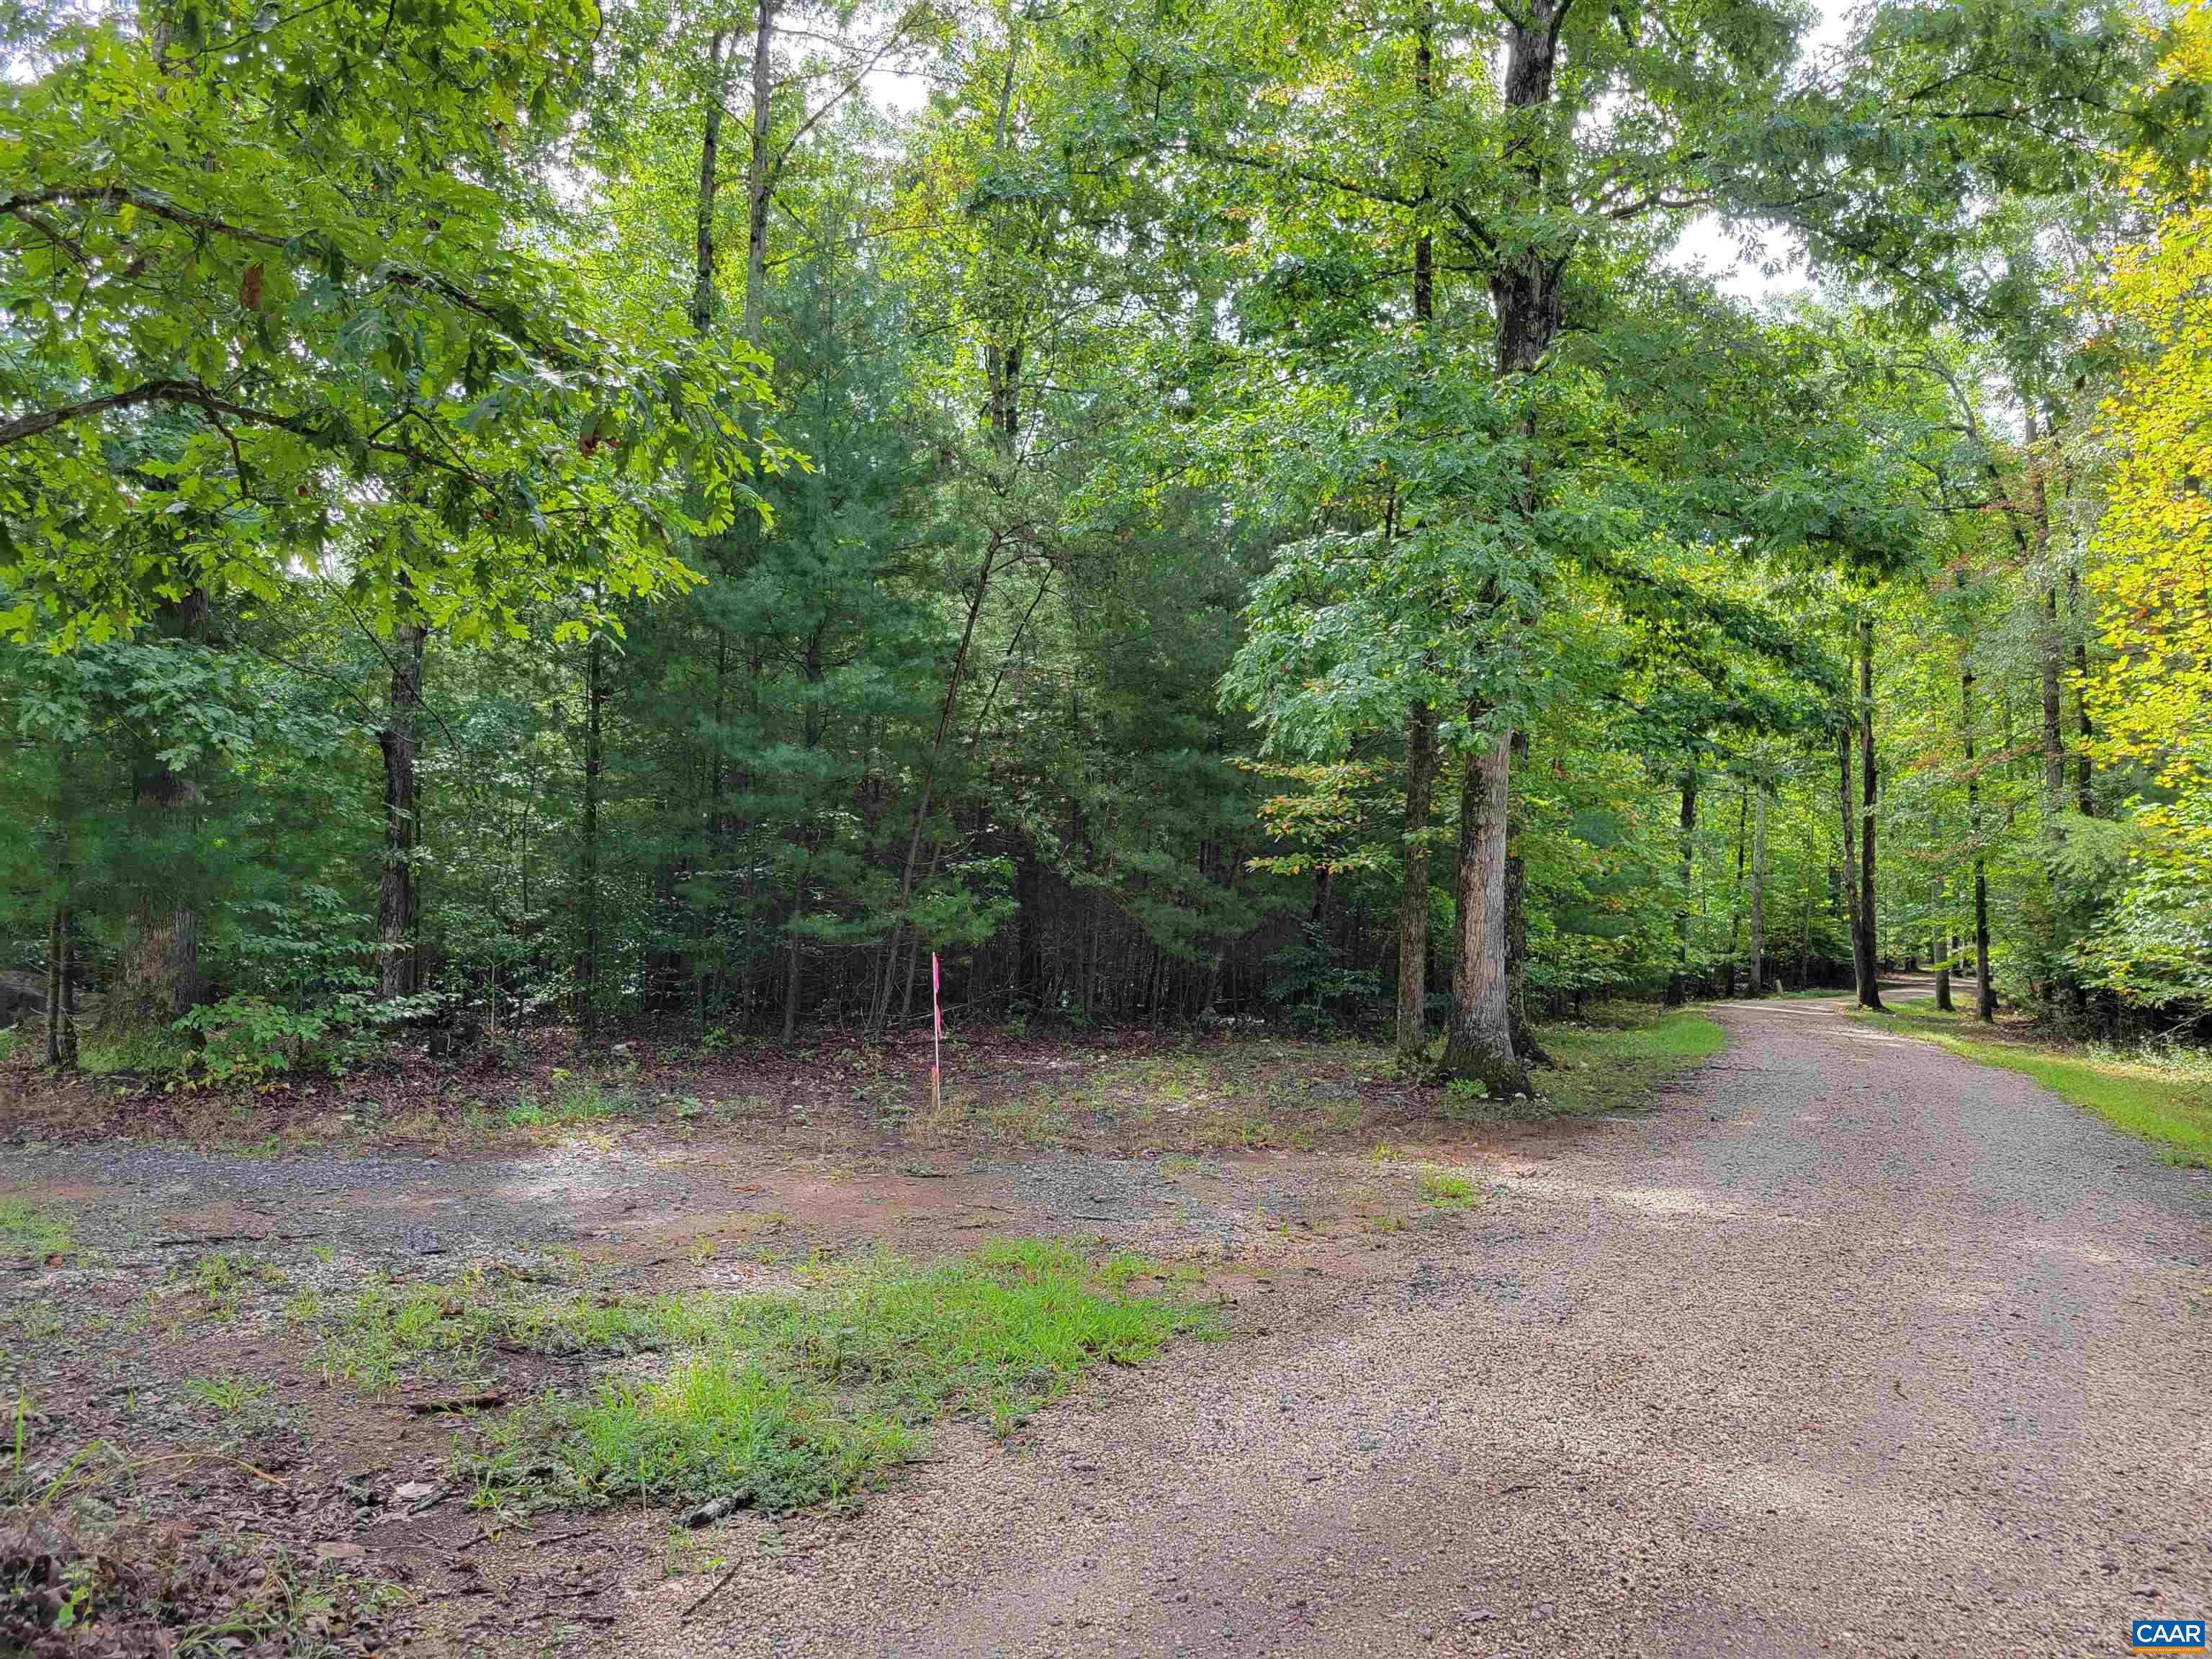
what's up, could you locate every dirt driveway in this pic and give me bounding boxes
[7,994,2208,1656]
[651,993,2210,1658]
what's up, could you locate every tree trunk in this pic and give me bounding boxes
[578,631,605,1046]
[1837,719,1866,1004]
[1962,647,1995,1021]
[2066,567,2094,817]
[1503,732,1545,1063]
[1933,868,1953,1011]
[1723,786,1748,997]
[1396,699,1436,1065]
[377,621,427,999]
[874,535,998,1031]
[1748,786,1767,997]
[1442,0,1561,1091]
[1666,766,1697,1007]
[1856,612,1884,1010]
[2039,581,2066,830]
[1442,730,1528,1097]
[44,903,76,1068]
[1398,25,1436,1068]
[782,626,824,1040]
[742,0,776,350]
[693,30,729,333]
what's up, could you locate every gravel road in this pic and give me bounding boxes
[652,994,2211,1658]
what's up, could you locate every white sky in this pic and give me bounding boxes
[1668,0,1858,301]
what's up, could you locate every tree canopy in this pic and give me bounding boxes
[1,0,2203,1082]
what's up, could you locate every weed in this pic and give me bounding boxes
[181,1373,266,1416]
[503,1076,643,1130]
[315,1280,493,1389]
[8,1304,66,1348]
[1367,1141,1401,1164]
[1417,1167,1480,1210]
[0,1195,74,1259]
[185,1251,267,1317]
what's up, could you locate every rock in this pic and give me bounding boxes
[392,1480,438,1503]
[317,1542,368,1562]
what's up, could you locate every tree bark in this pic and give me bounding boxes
[1962,647,1995,1021]
[2039,580,2066,830]
[742,0,776,351]
[1666,766,1697,1007]
[693,30,729,334]
[1837,718,1866,1004]
[2066,567,2095,817]
[1723,785,1748,997]
[1397,699,1436,1064]
[578,629,605,1046]
[1748,786,1767,998]
[782,625,824,1040]
[1443,730,1527,1096]
[1856,612,1884,1010]
[377,621,427,999]
[1933,868,1952,1011]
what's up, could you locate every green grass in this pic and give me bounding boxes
[1417,1166,1480,1209]
[0,1193,75,1259]
[1522,1006,1727,1116]
[182,1249,282,1318]
[501,1073,645,1129]
[181,1372,267,1415]
[76,1024,196,1077]
[459,1238,1218,1517]
[1855,1004,2212,1166]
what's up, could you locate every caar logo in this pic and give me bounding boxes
[2132,1619,2206,1651]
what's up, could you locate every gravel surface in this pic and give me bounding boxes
[632,994,2211,1658]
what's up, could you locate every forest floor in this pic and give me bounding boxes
[2,990,2207,1656]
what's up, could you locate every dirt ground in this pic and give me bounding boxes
[0,1022,1604,1657]
[6,988,2203,1657]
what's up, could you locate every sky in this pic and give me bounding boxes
[1668,0,1859,301]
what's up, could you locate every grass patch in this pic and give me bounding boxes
[459,1238,1216,1517]
[180,1250,282,1318]
[1417,1166,1480,1209]
[0,1195,74,1259]
[75,1024,197,1078]
[1855,1005,2212,1166]
[501,1073,645,1130]
[1514,1006,1727,1117]
[181,1373,267,1416]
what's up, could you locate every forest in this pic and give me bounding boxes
[3,0,2208,1094]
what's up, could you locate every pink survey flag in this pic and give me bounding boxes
[932,953,942,1038]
